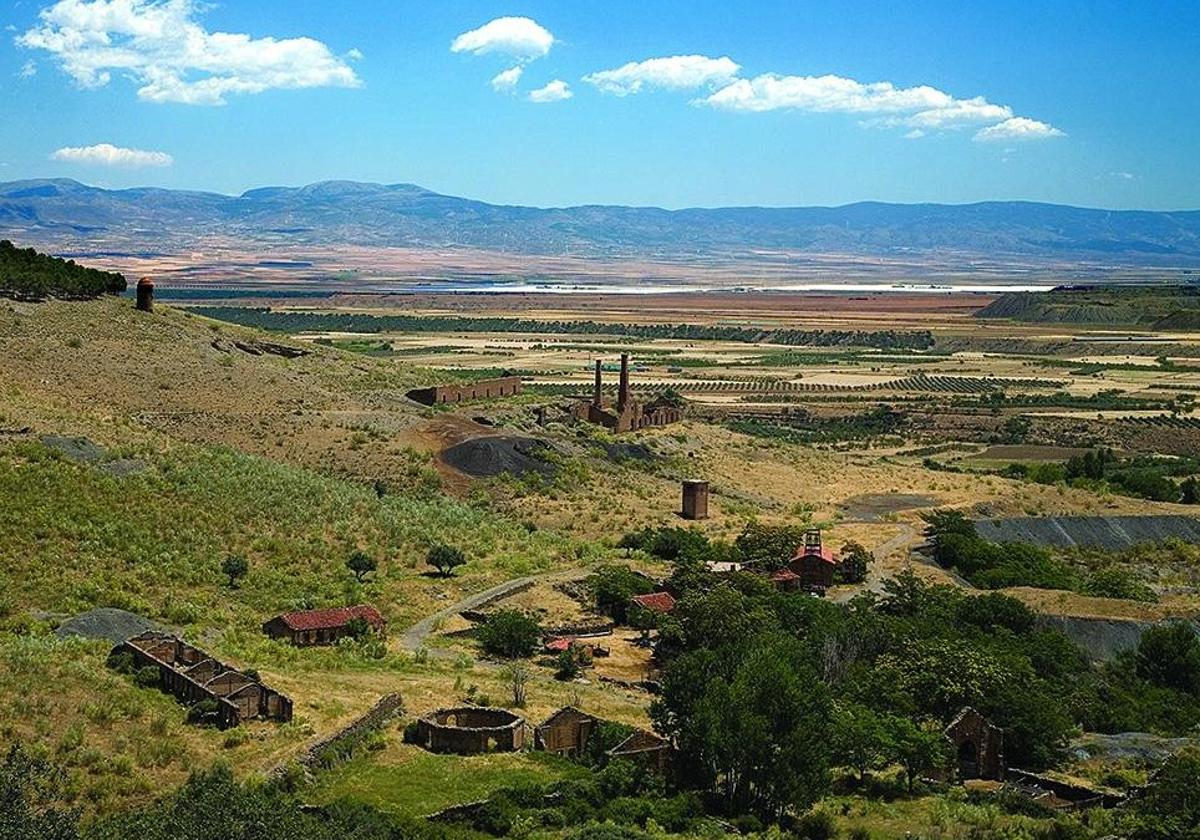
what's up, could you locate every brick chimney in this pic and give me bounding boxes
[135,276,155,312]
[618,353,630,411]
[593,359,603,407]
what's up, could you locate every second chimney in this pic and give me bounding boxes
[618,353,630,411]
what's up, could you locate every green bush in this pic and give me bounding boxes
[478,610,541,659]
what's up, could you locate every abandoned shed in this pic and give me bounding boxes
[945,707,1005,781]
[262,604,385,646]
[114,632,292,729]
[415,706,527,755]
[534,707,598,757]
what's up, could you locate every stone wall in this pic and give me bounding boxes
[271,692,404,778]
[415,706,527,754]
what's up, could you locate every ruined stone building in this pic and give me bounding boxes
[406,376,522,406]
[945,707,1005,780]
[772,530,838,594]
[414,706,527,754]
[573,354,684,433]
[114,632,292,729]
[262,604,386,646]
[608,729,671,773]
[534,707,598,757]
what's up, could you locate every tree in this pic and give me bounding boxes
[735,522,805,569]
[0,744,79,840]
[653,634,831,819]
[478,609,541,659]
[504,662,530,707]
[830,702,889,782]
[346,551,377,582]
[426,543,466,577]
[1181,476,1200,505]
[883,716,950,793]
[835,542,873,585]
[220,554,248,588]
[1118,746,1200,840]
[588,565,654,623]
[1135,621,1200,695]
[628,604,659,643]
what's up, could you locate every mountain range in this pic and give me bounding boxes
[2,178,1199,263]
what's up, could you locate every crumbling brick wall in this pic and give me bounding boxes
[415,706,527,754]
[945,707,1005,780]
[407,377,522,406]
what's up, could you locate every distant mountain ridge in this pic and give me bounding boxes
[2,178,1199,262]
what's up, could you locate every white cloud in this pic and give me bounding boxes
[451,16,554,61]
[973,117,1065,142]
[51,142,173,167]
[346,48,364,61]
[904,129,925,140]
[491,65,523,93]
[528,79,571,103]
[583,55,740,96]
[19,60,37,78]
[18,0,360,106]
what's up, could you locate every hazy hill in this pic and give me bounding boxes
[3,178,1200,262]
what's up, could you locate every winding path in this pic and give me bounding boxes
[399,567,588,652]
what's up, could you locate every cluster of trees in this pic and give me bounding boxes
[190,307,936,350]
[730,406,909,446]
[613,522,870,585]
[0,240,126,300]
[922,510,1157,600]
[1001,448,1200,505]
[590,538,1200,821]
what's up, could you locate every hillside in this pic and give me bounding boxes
[0,238,126,300]
[976,284,1200,327]
[3,178,1200,262]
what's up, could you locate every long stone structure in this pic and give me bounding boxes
[406,376,522,406]
[113,631,292,729]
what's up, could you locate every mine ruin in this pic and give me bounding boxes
[113,631,292,729]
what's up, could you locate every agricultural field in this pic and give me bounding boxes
[2,285,1200,839]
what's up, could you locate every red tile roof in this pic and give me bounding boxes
[771,568,801,582]
[630,591,677,614]
[545,636,573,652]
[791,546,837,565]
[272,604,385,632]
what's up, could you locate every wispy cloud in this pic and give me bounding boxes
[973,117,1065,142]
[528,79,572,103]
[451,17,554,61]
[51,142,173,167]
[18,0,360,106]
[491,65,523,93]
[583,55,740,96]
[18,59,36,78]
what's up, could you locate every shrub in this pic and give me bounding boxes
[427,543,467,577]
[133,666,161,689]
[186,699,220,726]
[794,810,837,840]
[478,610,541,659]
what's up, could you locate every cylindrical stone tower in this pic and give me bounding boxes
[135,276,155,312]
[682,480,709,520]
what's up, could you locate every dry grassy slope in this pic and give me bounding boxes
[0,297,441,481]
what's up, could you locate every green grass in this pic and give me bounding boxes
[307,743,588,817]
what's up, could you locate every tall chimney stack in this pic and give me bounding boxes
[135,276,155,313]
[593,360,603,407]
[618,353,630,411]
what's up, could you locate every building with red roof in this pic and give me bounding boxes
[629,591,677,614]
[262,604,385,646]
[780,530,839,594]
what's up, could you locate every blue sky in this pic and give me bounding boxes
[2,0,1198,209]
